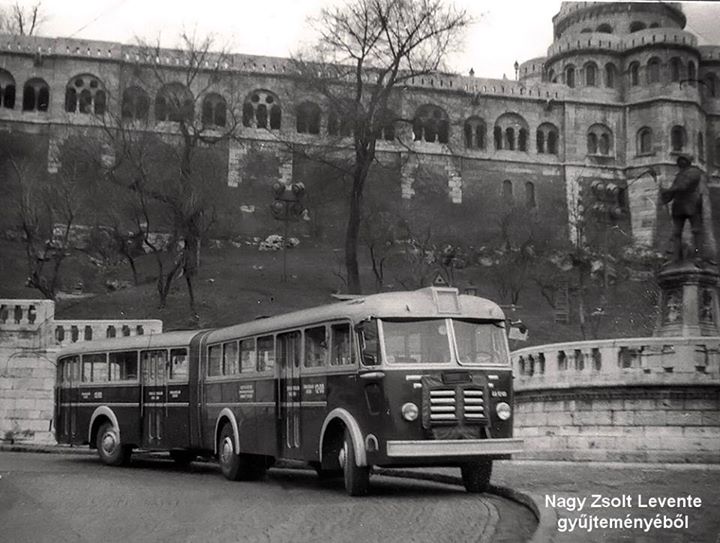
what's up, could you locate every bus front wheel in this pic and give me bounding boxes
[339,429,369,496]
[461,460,492,493]
[96,422,131,466]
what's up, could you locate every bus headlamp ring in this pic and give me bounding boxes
[496,402,511,421]
[401,402,419,422]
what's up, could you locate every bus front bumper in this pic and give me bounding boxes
[386,438,523,458]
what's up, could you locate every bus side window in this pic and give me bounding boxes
[109,351,138,381]
[170,348,188,381]
[240,339,256,372]
[257,336,275,372]
[304,326,327,368]
[357,320,380,366]
[330,323,353,366]
[82,353,107,382]
[208,345,222,377]
[222,342,239,376]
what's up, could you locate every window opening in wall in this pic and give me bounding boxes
[464,117,486,149]
[536,129,544,153]
[591,348,602,370]
[647,58,660,84]
[106,325,116,338]
[494,126,502,150]
[671,125,686,152]
[65,75,106,115]
[505,127,515,150]
[121,86,149,121]
[585,62,597,86]
[243,90,280,129]
[629,21,646,32]
[13,305,22,324]
[518,128,528,151]
[637,127,653,155]
[688,61,696,86]
[558,350,567,371]
[22,78,49,112]
[84,326,92,341]
[649,22,659,29]
[587,124,613,156]
[604,63,616,88]
[155,83,194,123]
[0,69,16,109]
[587,132,598,154]
[596,23,613,33]
[705,73,717,97]
[565,65,575,88]
[581,28,592,33]
[413,104,449,144]
[699,131,705,162]
[715,138,720,166]
[629,62,640,86]
[670,57,682,82]
[55,326,65,342]
[202,93,227,127]
[296,101,321,134]
[136,325,144,335]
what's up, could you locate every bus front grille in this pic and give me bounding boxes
[429,389,457,422]
[463,388,485,420]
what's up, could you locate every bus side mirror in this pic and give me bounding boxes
[508,320,528,341]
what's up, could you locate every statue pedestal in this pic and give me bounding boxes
[655,262,720,337]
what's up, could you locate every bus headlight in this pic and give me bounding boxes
[401,402,419,421]
[496,402,511,420]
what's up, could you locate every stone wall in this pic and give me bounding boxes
[511,336,720,462]
[0,299,161,444]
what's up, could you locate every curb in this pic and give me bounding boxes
[3,446,550,542]
[375,467,550,543]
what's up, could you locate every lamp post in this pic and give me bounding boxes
[589,180,624,288]
[270,181,307,282]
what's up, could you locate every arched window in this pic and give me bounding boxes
[377,109,395,141]
[565,65,575,88]
[494,125,502,150]
[121,86,149,121]
[670,57,682,82]
[502,180,513,203]
[698,131,705,162]
[629,62,640,86]
[155,83,194,123]
[413,104,449,144]
[649,22,660,29]
[463,117,486,149]
[637,127,653,155]
[587,124,613,156]
[671,125,686,152]
[596,23,613,33]
[629,21,646,33]
[525,181,536,208]
[547,69,556,83]
[0,69,16,109]
[536,129,544,153]
[537,123,559,155]
[296,101,321,134]
[580,28,592,34]
[494,113,529,152]
[584,62,597,86]
[647,57,661,84]
[604,63,616,88]
[243,90,281,130]
[688,61,696,86]
[202,93,227,127]
[65,74,106,115]
[328,100,357,137]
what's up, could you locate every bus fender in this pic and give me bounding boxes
[319,408,367,467]
[213,408,240,455]
[88,406,120,445]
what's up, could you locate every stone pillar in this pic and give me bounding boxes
[655,262,720,337]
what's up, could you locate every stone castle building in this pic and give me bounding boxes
[0,1,719,247]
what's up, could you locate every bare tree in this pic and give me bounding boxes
[1,2,44,35]
[294,0,470,293]
[90,33,240,319]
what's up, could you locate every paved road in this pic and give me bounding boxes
[0,452,536,543]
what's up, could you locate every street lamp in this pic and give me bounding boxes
[589,179,626,288]
[271,182,307,282]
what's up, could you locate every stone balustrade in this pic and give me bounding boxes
[510,336,720,463]
[51,319,163,348]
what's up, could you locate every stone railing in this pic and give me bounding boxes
[51,319,163,348]
[511,336,720,389]
[510,336,720,463]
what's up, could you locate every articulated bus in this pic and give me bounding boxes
[55,287,522,495]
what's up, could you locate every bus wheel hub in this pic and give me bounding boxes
[102,432,117,454]
[221,438,233,464]
[338,444,347,468]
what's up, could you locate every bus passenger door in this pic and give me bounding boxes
[58,356,79,442]
[141,350,166,448]
[277,331,302,459]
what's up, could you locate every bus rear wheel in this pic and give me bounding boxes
[461,460,492,493]
[218,425,265,481]
[339,429,369,496]
[96,422,131,466]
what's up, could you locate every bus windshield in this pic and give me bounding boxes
[452,319,509,366]
[380,318,509,365]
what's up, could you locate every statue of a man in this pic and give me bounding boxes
[659,154,717,264]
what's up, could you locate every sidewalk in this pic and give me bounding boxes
[3,443,719,543]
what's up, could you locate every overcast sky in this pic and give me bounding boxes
[5,1,720,79]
